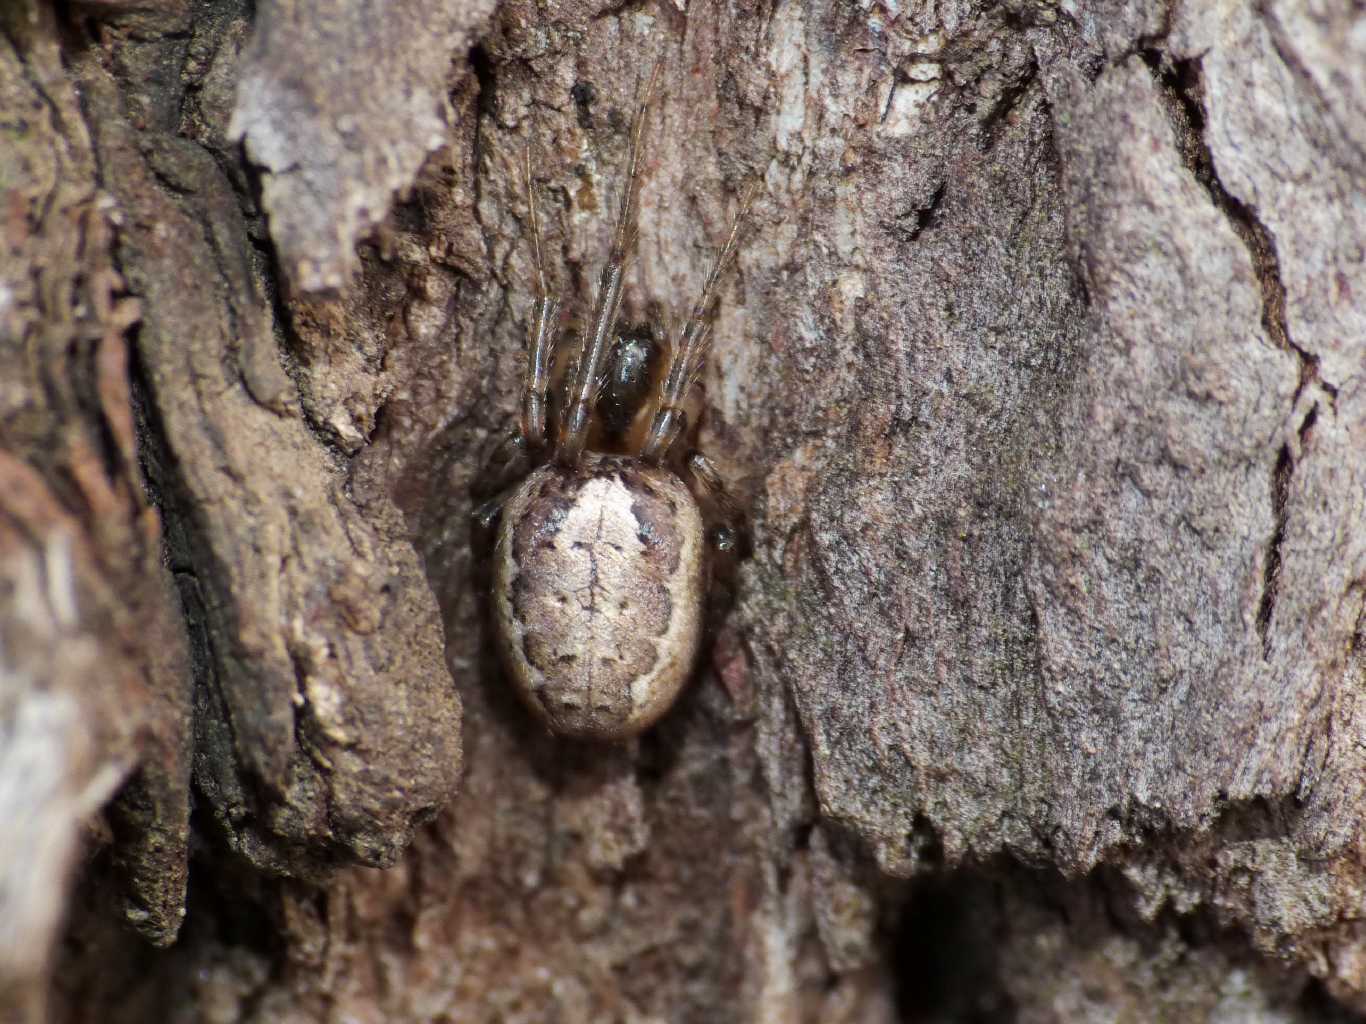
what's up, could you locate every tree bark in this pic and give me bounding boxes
[2,0,1364,1020]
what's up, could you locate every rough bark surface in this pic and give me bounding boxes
[1,0,1364,1020]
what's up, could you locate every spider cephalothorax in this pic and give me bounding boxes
[473,63,753,740]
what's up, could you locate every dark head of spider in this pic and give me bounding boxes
[596,324,661,443]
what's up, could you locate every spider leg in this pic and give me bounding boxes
[685,450,748,557]
[470,430,533,531]
[472,493,510,533]
[555,59,663,466]
[641,183,758,464]
[470,144,563,529]
[521,142,561,447]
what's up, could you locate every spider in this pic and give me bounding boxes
[474,63,754,740]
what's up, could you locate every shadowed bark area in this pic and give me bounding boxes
[2,0,1364,1020]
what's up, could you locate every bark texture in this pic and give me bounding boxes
[1,0,1364,1019]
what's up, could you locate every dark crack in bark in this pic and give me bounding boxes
[1141,48,1319,661]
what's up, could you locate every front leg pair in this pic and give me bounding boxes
[555,60,662,466]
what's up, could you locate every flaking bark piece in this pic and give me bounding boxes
[77,49,463,878]
[229,0,498,293]
[0,1,193,996]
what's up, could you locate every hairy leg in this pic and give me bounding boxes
[641,184,758,464]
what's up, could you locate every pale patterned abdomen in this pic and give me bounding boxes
[491,453,705,739]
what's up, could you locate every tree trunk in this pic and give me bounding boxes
[2,0,1364,1019]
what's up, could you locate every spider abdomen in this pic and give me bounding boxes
[491,453,706,739]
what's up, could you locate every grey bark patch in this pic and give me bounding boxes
[1024,54,1298,865]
